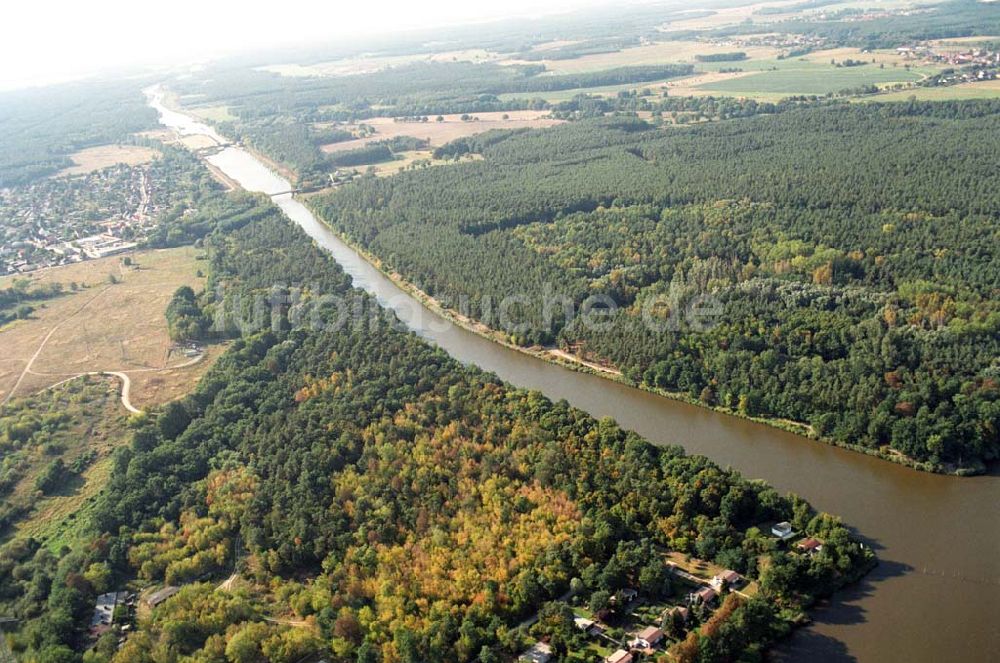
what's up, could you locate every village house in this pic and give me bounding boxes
[608,587,638,608]
[605,649,634,663]
[90,592,117,628]
[518,641,552,663]
[89,591,128,639]
[631,625,665,649]
[711,569,743,590]
[689,585,718,606]
[772,521,796,541]
[797,537,824,555]
[144,585,180,609]
[574,616,604,637]
[668,605,690,625]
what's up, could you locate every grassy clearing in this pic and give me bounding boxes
[56,144,159,177]
[359,150,467,177]
[930,35,1000,50]
[695,58,932,96]
[1,377,130,550]
[501,41,780,74]
[499,79,686,102]
[495,45,942,102]
[189,105,237,123]
[128,341,228,405]
[871,79,1000,101]
[17,456,113,550]
[664,551,760,597]
[260,48,498,78]
[658,0,798,31]
[0,247,212,407]
[659,0,917,31]
[664,551,726,581]
[177,134,221,150]
[319,111,563,152]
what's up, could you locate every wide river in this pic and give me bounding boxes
[148,88,999,662]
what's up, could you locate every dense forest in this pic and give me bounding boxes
[686,0,1000,48]
[1,200,871,662]
[0,81,157,186]
[172,61,693,186]
[311,100,1000,471]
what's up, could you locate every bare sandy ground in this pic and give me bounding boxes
[57,144,159,177]
[320,111,563,153]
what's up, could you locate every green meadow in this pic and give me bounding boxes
[697,59,933,96]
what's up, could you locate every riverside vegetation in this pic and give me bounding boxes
[311,101,1000,474]
[1,198,873,663]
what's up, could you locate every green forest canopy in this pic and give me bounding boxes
[311,100,1000,470]
[2,201,872,663]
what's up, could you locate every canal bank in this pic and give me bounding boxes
[148,87,1000,663]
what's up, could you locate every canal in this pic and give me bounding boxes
[149,87,1000,662]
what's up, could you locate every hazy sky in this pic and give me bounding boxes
[0,0,619,90]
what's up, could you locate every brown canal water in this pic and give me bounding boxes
[149,87,1000,662]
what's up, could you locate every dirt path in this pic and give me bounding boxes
[25,353,205,414]
[36,371,139,413]
[217,573,239,592]
[548,348,622,376]
[1,286,112,406]
[105,371,139,413]
[262,616,310,628]
[1,274,206,412]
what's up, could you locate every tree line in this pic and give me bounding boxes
[311,100,1000,470]
[0,200,870,663]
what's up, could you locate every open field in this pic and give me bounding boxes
[0,246,216,408]
[56,143,159,177]
[138,126,226,150]
[127,341,227,404]
[799,46,915,67]
[930,35,1000,50]
[137,127,176,142]
[15,453,114,549]
[658,0,919,31]
[529,39,583,52]
[356,151,482,177]
[663,70,759,97]
[656,0,802,31]
[695,58,932,97]
[498,78,686,102]
[320,111,563,153]
[496,45,941,102]
[260,48,499,78]
[189,104,237,122]
[872,79,1000,101]
[501,41,782,73]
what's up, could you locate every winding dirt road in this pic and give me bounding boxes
[22,354,205,414]
[38,370,141,413]
[2,272,205,413]
[1,286,112,407]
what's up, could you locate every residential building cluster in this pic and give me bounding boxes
[1,162,169,276]
[517,523,826,662]
[898,44,1000,85]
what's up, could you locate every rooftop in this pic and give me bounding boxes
[145,585,180,607]
[606,650,633,663]
[637,626,664,641]
[519,641,552,663]
[797,537,823,552]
